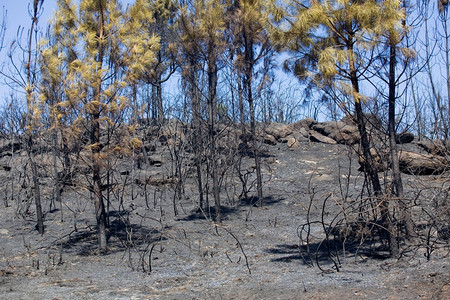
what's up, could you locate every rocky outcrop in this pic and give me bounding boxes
[398,151,447,175]
[416,139,450,157]
[312,121,359,145]
[309,130,337,144]
[358,148,390,173]
[0,141,22,157]
[293,117,316,130]
[0,117,447,178]
[264,134,278,145]
[264,123,294,141]
[396,132,415,144]
[358,146,448,175]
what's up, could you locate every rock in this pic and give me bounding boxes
[152,119,187,145]
[364,114,383,130]
[133,169,167,186]
[287,137,300,150]
[438,226,450,240]
[312,121,344,136]
[264,134,278,145]
[216,123,239,141]
[396,132,414,144]
[264,123,294,141]
[288,131,310,143]
[281,132,309,144]
[148,155,164,166]
[333,126,360,145]
[399,151,447,175]
[341,113,382,129]
[167,137,183,147]
[266,157,279,164]
[313,121,359,145]
[341,113,382,134]
[357,147,447,175]
[1,164,11,171]
[416,139,449,157]
[309,130,337,144]
[0,141,22,157]
[135,175,177,187]
[159,135,168,143]
[144,143,157,153]
[293,118,317,130]
[358,148,390,172]
[298,127,310,138]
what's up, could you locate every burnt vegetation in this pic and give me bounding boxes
[0,0,449,298]
[0,115,448,268]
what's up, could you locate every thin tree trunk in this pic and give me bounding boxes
[348,43,382,195]
[92,117,108,253]
[189,58,205,212]
[52,130,63,222]
[425,10,447,140]
[9,133,14,209]
[92,3,108,253]
[28,142,44,235]
[207,51,221,223]
[348,40,397,255]
[249,94,263,206]
[444,16,450,141]
[353,100,382,194]
[388,42,415,242]
[410,79,423,140]
[244,33,263,206]
[157,82,164,123]
[26,0,44,235]
[238,74,246,139]
[152,84,158,121]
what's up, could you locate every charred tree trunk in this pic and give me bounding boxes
[152,84,158,122]
[28,138,44,235]
[188,57,206,212]
[92,3,108,253]
[238,74,246,138]
[51,129,63,222]
[348,38,396,255]
[151,81,165,123]
[347,36,382,195]
[207,45,221,223]
[26,0,44,235]
[388,42,415,243]
[157,81,164,124]
[443,12,450,141]
[91,115,108,254]
[244,32,263,206]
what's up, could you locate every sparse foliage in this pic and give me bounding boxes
[0,0,448,284]
[39,0,159,252]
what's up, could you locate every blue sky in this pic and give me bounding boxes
[0,0,56,101]
[0,0,139,103]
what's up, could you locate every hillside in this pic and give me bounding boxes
[0,119,449,299]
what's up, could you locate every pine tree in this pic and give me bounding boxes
[382,0,416,243]
[178,0,227,222]
[40,0,159,253]
[268,0,406,256]
[26,0,45,235]
[144,0,178,123]
[233,0,271,206]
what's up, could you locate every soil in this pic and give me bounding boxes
[0,140,449,299]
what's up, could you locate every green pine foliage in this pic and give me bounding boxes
[39,0,160,252]
[267,0,406,103]
[40,0,159,153]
